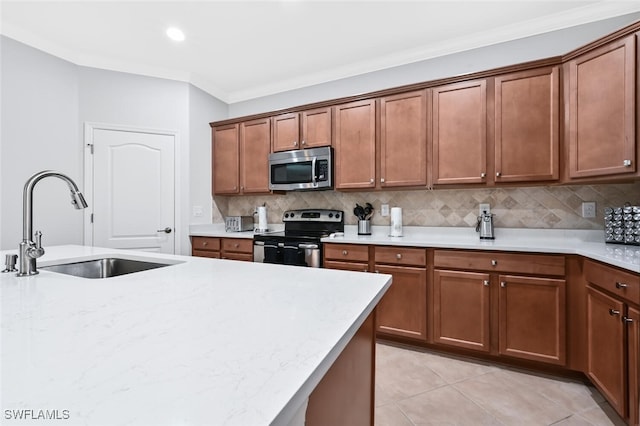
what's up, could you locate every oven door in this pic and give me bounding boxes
[283,243,321,268]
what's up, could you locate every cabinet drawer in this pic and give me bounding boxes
[222,238,253,254]
[324,244,369,262]
[433,250,565,276]
[221,252,254,262]
[192,237,221,252]
[585,259,640,304]
[374,246,426,267]
[193,250,221,259]
[324,260,369,272]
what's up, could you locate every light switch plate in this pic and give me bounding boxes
[381,204,390,217]
[192,205,203,217]
[479,203,490,215]
[582,202,596,218]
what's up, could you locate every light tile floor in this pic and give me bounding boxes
[375,342,627,426]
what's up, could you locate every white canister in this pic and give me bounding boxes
[257,206,268,231]
[390,207,403,237]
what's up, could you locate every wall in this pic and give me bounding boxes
[0,36,227,254]
[188,85,227,225]
[221,182,640,230]
[0,36,81,250]
[229,12,640,117]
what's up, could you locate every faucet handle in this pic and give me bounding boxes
[30,230,45,258]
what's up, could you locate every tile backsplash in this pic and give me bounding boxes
[213,182,640,229]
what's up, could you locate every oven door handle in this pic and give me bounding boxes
[298,243,319,250]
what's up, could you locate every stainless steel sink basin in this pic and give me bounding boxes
[40,257,174,279]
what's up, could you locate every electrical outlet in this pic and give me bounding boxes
[479,203,490,215]
[192,205,203,217]
[582,201,596,218]
[381,204,390,217]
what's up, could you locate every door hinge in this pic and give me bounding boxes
[87,144,94,154]
[90,213,94,223]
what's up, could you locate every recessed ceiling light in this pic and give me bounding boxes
[166,27,185,42]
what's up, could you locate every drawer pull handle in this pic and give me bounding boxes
[342,250,348,256]
[616,282,628,289]
[491,260,497,266]
[500,281,506,288]
[483,280,490,287]
[610,309,621,316]
[623,316,634,323]
[202,242,208,246]
[480,172,486,178]
[234,243,239,248]
[364,268,368,272]
[396,253,402,260]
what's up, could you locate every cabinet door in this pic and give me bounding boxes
[433,269,490,352]
[567,35,636,178]
[272,113,300,152]
[240,118,271,194]
[498,275,566,365]
[212,124,240,194]
[587,286,626,417]
[380,90,428,188]
[494,67,559,182]
[334,100,376,189]
[301,107,332,149]
[375,264,427,342]
[432,80,487,185]
[628,306,640,426]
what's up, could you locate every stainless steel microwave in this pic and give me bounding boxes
[268,146,333,191]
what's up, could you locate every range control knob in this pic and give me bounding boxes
[284,213,289,218]
[328,213,333,218]
[335,213,341,219]
[289,212,295,218]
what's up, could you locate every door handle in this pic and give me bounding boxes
[157,227,172,234]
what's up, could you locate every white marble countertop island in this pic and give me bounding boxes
[1,245,391,426]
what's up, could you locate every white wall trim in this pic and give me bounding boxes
[83,122,182,254]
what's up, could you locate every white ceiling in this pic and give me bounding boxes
[2,1,640,104]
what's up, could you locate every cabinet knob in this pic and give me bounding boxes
[363,268,368,272]
[342,250,348,256]
[623,316,634,323]
[483,280,490,287]
[609,309,621,316]
[616,282,628,289]
[293,141,297,146]
[396,253,402,260]
[500,281,506,288]
[369,178,374,184]
[480,172,486,178]
[301,140,306,145]
[496,172,502,177]
[202,241,208,247]
[491,260,497,266]
[381,178,385,183]
[234,243,239,248]
[624,159,632,167]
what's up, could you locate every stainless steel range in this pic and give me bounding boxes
[253,209,344,268]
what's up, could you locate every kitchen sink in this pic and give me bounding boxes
[40,257,177,279]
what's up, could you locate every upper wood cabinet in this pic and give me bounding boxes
[432,80,487,185]
[566,34,636,179]
[240,118,271,194]
[212,119,270,195]
[380,90,428,188]
[494,66,560,182]
[212,124,240,194]
[272,113,300,152]
[334,99,376,189]
[272,107,332,152]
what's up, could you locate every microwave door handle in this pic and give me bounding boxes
[311,156,317,187]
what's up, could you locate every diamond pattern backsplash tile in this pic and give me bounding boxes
[214,182,640,229]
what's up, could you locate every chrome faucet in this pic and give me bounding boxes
[17,170,88,276]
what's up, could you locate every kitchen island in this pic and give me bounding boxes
[1,245,391,425]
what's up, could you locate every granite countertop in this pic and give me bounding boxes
[0,245,391,426]
[189,224,640,273]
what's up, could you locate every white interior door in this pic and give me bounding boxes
[88,127,176,253]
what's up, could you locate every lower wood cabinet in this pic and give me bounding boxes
[433,249,566,365]
[433,270,490,351]
[585,259,640,423]
[191,236,253,262]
